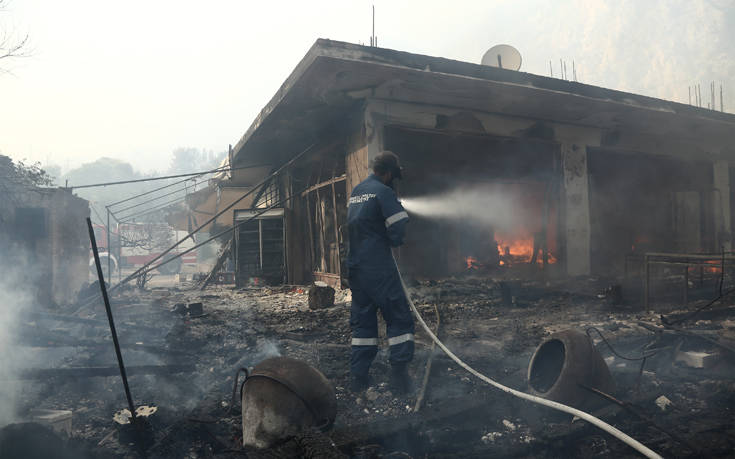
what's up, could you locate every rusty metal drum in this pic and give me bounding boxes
[241,357,337,448]
[527,329,615,410]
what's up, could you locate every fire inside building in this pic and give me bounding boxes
[220,39,735,290]
[6,41,735,459]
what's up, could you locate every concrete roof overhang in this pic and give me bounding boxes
[232,39,735,167]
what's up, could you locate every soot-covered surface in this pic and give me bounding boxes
[7,275,735,458]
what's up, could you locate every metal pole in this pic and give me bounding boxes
[106,208,111,282]
[118,223,122,284]
[86,217,136,423]
[372,5,375,47]
[116,143,316,284]
[643,254,650,309]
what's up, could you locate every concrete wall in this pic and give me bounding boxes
[560,143,592,276]
[48,190,89,305]
[0,186,89,306]
[714,160,732,251]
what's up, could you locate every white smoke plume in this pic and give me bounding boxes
[401,185,536,231]
[0,254,34,427]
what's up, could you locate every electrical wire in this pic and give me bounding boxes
[68,167,226,189]
[394,258,662,459]
[71,181,305,308]
[110,180,199,215]
[67,163,269,190]
[120,181,311,284]
[104,142,316,289]
[89,204,107,225]
[662,286,735,327]
[107,176,199,208]
[116,196,187,222]
[585,327,660,361]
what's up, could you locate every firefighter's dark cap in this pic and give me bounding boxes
[372,151,403,179]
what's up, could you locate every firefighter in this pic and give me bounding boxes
[347,150,414,393]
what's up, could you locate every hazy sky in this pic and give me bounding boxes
[1,0,733,173]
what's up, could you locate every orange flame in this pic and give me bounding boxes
[495,233,557,265]
[704,260,722,274]
[466,256,481,269]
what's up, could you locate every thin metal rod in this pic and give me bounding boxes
[124,184,308,284]
[579,384,700,454]
[106,209,111,282]
[118,226,122,284]
[111,142,317,290]
[71,167,227,190]
[644,254,650,309]
[86,217,136,422]
[107,176,198,208]
[112,181,196,215]
[69,163,269,191]
[116,195,187,222]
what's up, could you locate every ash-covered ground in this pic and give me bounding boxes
[5,274,735,458]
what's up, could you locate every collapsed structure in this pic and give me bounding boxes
[0,155,89,305]
[5,42,735,459]
[208,39,735,288]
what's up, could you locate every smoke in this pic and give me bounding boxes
[401,185,529,231]
[0,287,22,426]
[0,249,36,427]
[232,338,282,370]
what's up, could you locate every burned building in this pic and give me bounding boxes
[0,156,90,305]
[224,39,735,288]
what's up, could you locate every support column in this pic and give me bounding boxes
[714,160,732,251]
[561,142,591,276]
[364,100,386,163]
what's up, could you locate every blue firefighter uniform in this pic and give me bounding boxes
[347,174,413,380]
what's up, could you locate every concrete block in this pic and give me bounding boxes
[675,350,720,369]
[308,283,335,310]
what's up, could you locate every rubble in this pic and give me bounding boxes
[308,282,335,310]
[675,349,721,369]
[4,275,735,457]
[654,395,673,411]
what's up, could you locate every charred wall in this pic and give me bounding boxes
[0,187,89,306]
[588,149,715,276]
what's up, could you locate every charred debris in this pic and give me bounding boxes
[2,40,735,458]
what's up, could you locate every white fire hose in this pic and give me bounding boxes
[394,260,662,459]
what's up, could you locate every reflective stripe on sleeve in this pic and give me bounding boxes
[351,337,379,346]
[387,333,414,346]
[385,211,409,227]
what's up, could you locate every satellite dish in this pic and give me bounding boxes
[481,44,522,71]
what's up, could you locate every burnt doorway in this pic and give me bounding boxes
[384,126,561,279]
[303,180,348,287]
[233,208,286,286]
